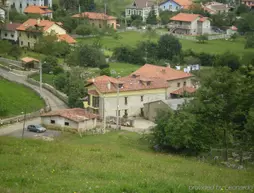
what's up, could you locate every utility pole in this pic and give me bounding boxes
[116,78,120,130]
[39,61,42,98]
[104,1,107,14]
[103,95,106,133]
[22,108,27,139]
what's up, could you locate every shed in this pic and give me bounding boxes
[21,57,40,69]
[41,108,98,132]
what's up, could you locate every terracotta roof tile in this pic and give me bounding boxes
[173,0,193,9]
[87,75,123,84]
[41,108,98,122]
[21,57,39,63]
[0,23,21,31]
[57,34,76,44]
[171,86,196,95]
[170,13,200,22]
[132,64,193,81]
[72,12,116,20]
[16,19,55,31]
[24,5,52,14]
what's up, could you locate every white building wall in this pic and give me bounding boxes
[0,29,18,42]
[190,18,199,35]
[41,116,78,129]
[103,92,166,117]
[201,20,211,34]
[0,8,5,20]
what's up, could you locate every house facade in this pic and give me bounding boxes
[159,0,192,12]
[202,1,230,14]
[41,108,98,132]
[0,7,5,21]
[169,13,211,35]
[0,22,21,43]
[24,5,53,18]
[125,0,159,22]
[6,0,52,13]
[72,12,117,29]
[85,64,195,119]
[16,18,75,49]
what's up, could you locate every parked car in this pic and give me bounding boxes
[27,124,46,133]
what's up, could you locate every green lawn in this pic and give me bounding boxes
[109,62,140,77]
[78,31,254,56]
[0,132,253,193]
[0,78,44,118]
[31,73,55,86]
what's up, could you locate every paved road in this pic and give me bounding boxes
[0,68,67,136]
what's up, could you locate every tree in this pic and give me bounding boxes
[136,40,158,62]
[159,10,173,25]
[198,52,216,67]
[100,68,111,76]
[9,9,28,23]
[211,13,227,29]
[236,4,250,16]
[53,41,71,58]
[146,6,157,25]
[131,19,143,28]
[230,33,238,41]
[196,34,208,43]
[157,34,182,60]
[42,56,58,74]
[215,52,241,71]
[75,24,93,36]
[144,26,157,40]
[34,33,58,55]
[184,56,200,65]
[0,40,12,56]
[245,32,254,48]
[237,12,254,34]
[8,45,22,59]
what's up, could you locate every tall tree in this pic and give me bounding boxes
[146,6,157,25]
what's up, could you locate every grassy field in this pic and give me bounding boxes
[109,62,140,77]
[0,78,44,118]
[78,31,254,56]
[0,131,253,193]
[31,73,55,86]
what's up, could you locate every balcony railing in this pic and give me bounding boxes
[168,24,191,29]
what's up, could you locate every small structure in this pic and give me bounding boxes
[41,108,98,132]
[0,22,21,43]
[202,1,230,15]
[24,5,53,19]
[227,26,238,36]
[159,0,192,12]
[21,57,40,69]
[144,98,193,121]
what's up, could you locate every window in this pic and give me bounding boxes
[117,110,120,116]
[27,33,30,38]
[21,41,23,45]
[125,97,128,105]
[28,42,30,48]
[11,34,14,38]
[124,110,128,117]
[141,95,143,102]
[4,33,7,37]
[147,81,151,86]
[88,95,90,105]
[65,122,69,126]
[140,108,144,116]
[177,82,180,87]
[92,96,99,108]
[183,81,186,86]
[20,3,22,8]
[128,9,130,15]
[99,24,102,28]
[51,120,55,124]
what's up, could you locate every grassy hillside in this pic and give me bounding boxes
[0,78,44,118]
[0,132,253,193]
[78,31,254,56]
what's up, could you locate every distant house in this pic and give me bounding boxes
[144,98,193,121]
[241,0,254,8]
[41,108,98,131]
[6,0,52,14]
[24,5,53,19]
[169,13,211,35]
[0,7,5,21]
[125,0,159,22]
[72,12,117,30]
[21,57,40,69]
[159,0,192,12]
[0,22,21,43]
[16,18,76,49]
[227,25,238,36]
[202,1,230,14]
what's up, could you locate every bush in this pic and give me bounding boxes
[42,56,58,74]
[100,68,111,76]
[75,24,93,36]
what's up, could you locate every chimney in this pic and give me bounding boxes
[92,78,95,83]
[37,18,41,25]
[107,82,111,90]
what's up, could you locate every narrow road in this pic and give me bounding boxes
[0,68,67,136]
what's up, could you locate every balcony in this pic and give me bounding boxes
[168,24,191,29]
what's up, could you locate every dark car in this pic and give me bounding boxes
[27,124,46,133]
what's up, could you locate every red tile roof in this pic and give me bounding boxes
[1,23,21,31]
[72,12,116,20]
[171,13,200,22]
[21,57,39,63]
[171,86,196,95]
[16,19,56,31]
[57,34,76,44]
[87,75,123,84]
[132,64,193,81]
[24,5,52,14]
[174,0,193,9]
[41,108,98,122]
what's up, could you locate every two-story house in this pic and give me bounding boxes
[6,0,52,13]
[72,12,117,30]
[85,64,195,118]
[125,0,159,22]
[16,18,76,49]
[169,13,211,35]
[202,1,230,15]
[159,0,192,12]
[24,5,53,18]
[0,22,21,43]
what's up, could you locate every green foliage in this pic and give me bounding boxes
[159,10,173,25]
[8,45,22,59]
[211,13,227,28]
[0,94,8,116]
[0,40,12,56]
[215,51,241,71]
[131,19,143,28]
[75,24,93,36]
[196,34,208,43]
[236,4,250,16]
[197,52,216,66]
[230,33,238,41]
[42,56,58,74]
[66,44,106,67]
[245,32,254,48]
[100,68,111,76]
[136,40,158,62]
[9,9,28,23]
[56,16,78,33]
[237,12,254,34]
[146,6,157,25]
[184,56,200,65]
[157,34,182,60]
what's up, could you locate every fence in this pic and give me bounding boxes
[27,78,68,104]
[0,57,22,67]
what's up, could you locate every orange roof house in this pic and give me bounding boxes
[24,5,53,18]
[72,12,117,29]
[174,0,193,9]
[16,18,76,48]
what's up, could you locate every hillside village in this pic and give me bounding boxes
[0,0,254,192]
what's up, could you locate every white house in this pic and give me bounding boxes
[6,0,52,13]
[159,0,192,12]
[41,108,98,132]
[202,1,230,15]
[169,13,211,35]
[85,64,195,118]
[0,7,5,21]
[0,22,21,43]
[125,0,159,22]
